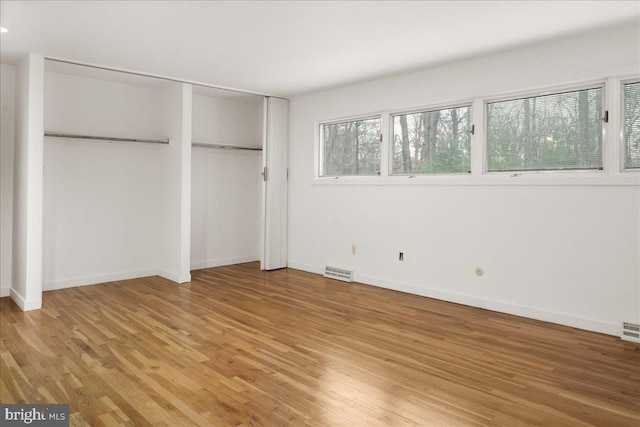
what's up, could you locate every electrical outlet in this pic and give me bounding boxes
[399,252,404,261]
[351,244,356,255]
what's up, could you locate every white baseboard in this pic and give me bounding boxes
[287,261,619,337]
[40,258,258,293]
[288,262,324,276]
[43,268,159,291]
[191,255,259,271]
[10,288,42,311]
[0,287,10,297]
[158,269,191,284]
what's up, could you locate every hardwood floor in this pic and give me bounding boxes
[1,263,639,426]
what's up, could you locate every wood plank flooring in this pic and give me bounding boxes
[1,263,639,426]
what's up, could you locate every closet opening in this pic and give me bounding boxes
[190,85,264,271]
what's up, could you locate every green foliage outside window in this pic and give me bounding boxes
[321,118,380,176]
[487,87,603,172]
[624,82,640,169]
[392,106,471,174]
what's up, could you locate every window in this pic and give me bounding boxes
[486,86,604,172]
[623,81,640,169]
[392,105,472,174]
[320,117,381,176]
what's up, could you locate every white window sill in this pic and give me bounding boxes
[311,171,640,187]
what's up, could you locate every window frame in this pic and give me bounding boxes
[388,101,474,176]
[317,114,383,178]
[483,81,607,175]
[311,78,639,186]
[621,77,640,172]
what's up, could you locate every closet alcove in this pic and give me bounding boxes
[41,60,278,292]
[190,86,264,271]
[43,61,180,289]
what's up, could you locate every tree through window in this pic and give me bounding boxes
[624,81,640,169]
[392,105,472,174]
[320,117,381,176]
[487,86,604,172]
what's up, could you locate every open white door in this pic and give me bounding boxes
[260,97,288,270]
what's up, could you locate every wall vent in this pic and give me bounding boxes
[622,322,640,343]
[324,266,354,282]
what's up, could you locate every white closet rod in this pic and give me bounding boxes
[44,132,170,145]
[44,133,262,151]
[192,142,262,151]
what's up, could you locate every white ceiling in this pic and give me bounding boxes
[1,1,638,97]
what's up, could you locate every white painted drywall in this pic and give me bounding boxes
[12,54,44,310]
[0,64,16,298]
[43,71,168,289]
[191,94,263,146]
[158,83,192,283]
[190,94,262,269]
[288,23,640,336]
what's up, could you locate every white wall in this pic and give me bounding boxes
[43,71,168,289]
[190,94,262,269]
[192,94,262,146]
[288,23,640,336]
[12,54,44,310]
[0,64,16,298]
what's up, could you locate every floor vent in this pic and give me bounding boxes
[324,266,354,282]
[622,322,640,343]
